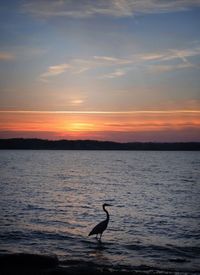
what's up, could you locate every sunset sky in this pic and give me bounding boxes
[0,0,200,142]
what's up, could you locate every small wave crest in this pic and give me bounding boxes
[0,229,74,243]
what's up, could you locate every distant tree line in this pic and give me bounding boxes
[0,138,199,150]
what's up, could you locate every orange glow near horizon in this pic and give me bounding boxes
[0,110,200,142]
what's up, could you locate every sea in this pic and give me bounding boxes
[0,150,200,273]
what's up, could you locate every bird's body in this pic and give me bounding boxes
[88,219,109,237]
[88,203,111,241]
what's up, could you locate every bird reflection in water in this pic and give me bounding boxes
[88,203,112,242]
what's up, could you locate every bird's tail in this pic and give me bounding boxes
[88,228,95,236]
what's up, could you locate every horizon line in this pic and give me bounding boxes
[1,110,200,114]
[0,137,200,143]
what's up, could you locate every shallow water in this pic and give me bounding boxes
[0,150,200,272]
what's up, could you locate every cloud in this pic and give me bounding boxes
[1,110,200,114]
[22,0,200,18]
[39,55,131,81]
[0,52,15,61]
[70,99,84,106]
[137,47,200,62]
[39,45,200,81]
[93,55,131,65]
[40,63,71,81]
[136,47,200,72]
[99,69,127,79]
[103,121,200,129]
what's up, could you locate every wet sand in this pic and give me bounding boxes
[0,253,196,275]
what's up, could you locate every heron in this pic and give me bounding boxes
[88,203,112,242]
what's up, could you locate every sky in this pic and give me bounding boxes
[0,0,200,142]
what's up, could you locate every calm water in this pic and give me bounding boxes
[0,150,200,272]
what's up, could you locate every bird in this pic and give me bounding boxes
[88,203,112,242]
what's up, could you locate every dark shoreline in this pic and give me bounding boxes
[0,253,198,275]
[0,138,200,150]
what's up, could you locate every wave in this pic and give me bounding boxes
[123,243,200,259]
[0,230,74,242]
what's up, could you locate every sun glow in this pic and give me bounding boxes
[0,110,200,141]
[67,122,95,132]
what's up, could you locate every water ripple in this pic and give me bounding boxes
[0,150,200,272]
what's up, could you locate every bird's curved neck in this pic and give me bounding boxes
[103,205,109,221]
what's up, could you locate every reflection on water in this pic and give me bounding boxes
[0,150,200,272]
[89,242,111,265]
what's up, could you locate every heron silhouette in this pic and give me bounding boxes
[88,203,112,242]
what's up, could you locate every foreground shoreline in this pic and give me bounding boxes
[0,253,199,275]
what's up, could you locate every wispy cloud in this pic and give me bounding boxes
[39,63,71,81]
[1,110,200,114]
[93,55,131,65]
[39,45,200,81]
[99,69,127,79]
[142,47,200,72]
[39,55,131,81]
[0,51,15,61]
[137,47,200,62]
[69,99,84,106]
[22,0,200,18]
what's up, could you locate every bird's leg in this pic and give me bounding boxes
[96,234,101,242]
[98,233,102,242]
